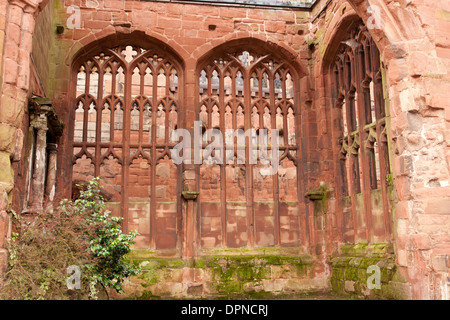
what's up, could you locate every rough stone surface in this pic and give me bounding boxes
[0,0,448,300]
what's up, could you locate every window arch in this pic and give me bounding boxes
[71,42,183,249]
[329,24,392,241]
[197,46,302,248]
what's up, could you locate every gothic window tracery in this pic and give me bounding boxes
[330,24,392,241]
[198,49,300,248]
[331,26,390,196]
[71,44,182,248]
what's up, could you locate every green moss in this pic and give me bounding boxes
[244,290,272,299]
[330,243,400,299]
[280,201,298,205]
[167,259,185,268]
[194,258,206,269]
[196,254,313,298]
[135,290,161,300]
[125,248,316,299]
[138,271,159,287]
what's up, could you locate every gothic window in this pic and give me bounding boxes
[330,25,392,240]
[198,49,300,248]
[331,26,390,194]
[71,44,182,249]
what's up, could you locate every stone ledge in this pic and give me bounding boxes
[117,249,324,299]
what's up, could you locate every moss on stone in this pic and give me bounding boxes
[243,290,272,299]
[330,242,400,299]
[138,270,159,287]
[135,290,161,300]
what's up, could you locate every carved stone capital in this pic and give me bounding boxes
[30,116,48,132]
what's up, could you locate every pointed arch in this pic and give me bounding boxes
[69,33,184,251]
[195,38,304,249]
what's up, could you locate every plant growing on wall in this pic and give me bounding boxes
[0,178,140,300]
[75,177,141,296]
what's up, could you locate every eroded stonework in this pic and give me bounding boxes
[0,0,448,300]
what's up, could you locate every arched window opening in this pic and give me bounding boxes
[71,44,182,250]
[197,48,301,248]
[330,25,392,242]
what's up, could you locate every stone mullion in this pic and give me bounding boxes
[355,44,373,242]
[344,90,359,243]
[139,66,145,147]
[244,68,255,248]
[164,66,171,147]
[94,67,104,177]
[231,68,238,188]
[343,50,360,243]
[371,41,391,241]
[362,43,378,190]
[83,69,91,146]
[120,64,131,235]
[269,71,280,246]
[281,72,289,148]
[164,99,170,149]
[150,62,158,249]
[110,65,119,145]
[329,65,346,243]
[219,68,227,247]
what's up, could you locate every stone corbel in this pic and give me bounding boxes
[181,191,200,201]
[339,136,348,159]
[305,183,331,214]
[349,133,360,155]
[363,122,378,150]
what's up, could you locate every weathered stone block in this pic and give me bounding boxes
[0,152,14,188]
[344,280,355,292]
[431,255,448,272]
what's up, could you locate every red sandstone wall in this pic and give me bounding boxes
[45,0,314,254]
[311,0,450,300]
[0,0,448,300]
[0,0,51,276]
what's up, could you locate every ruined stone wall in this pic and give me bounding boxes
[112,247,328,299]
[0,0,448,300]
[0,0,10,277]
[311,0,450,300]
[46,0,316,252]
[31,0,54,95]
[40,0,332,296]
[0,0,51,275]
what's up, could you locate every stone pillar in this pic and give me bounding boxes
[29,115,48,213]
[44,143,57,209]
[181,186,199,263]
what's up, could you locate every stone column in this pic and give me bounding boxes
[181,188,199,263]
[29,115,48,213]
[44,143,58,209]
